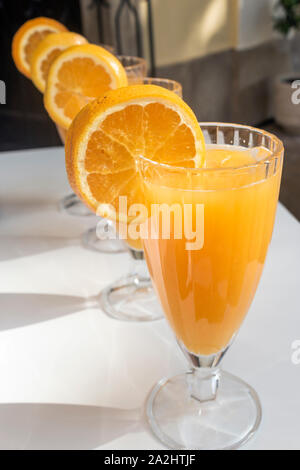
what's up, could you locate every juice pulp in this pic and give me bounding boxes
[142,146,282,356]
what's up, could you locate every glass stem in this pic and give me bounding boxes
[188,367,220,402]
[96,218,117,240]
[128,248,150,286]
[179,340,230,403]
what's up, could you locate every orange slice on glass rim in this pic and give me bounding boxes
[44,44,128,129]
[30,31,87,92]
[12,17,67,78]
[65,85,205,222]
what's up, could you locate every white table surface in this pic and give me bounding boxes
[0,146,299,450]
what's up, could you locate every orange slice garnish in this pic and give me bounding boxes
[65,85,205,222]
[30,32,87,92]
[44,44,128,129]
[12,17,67,78]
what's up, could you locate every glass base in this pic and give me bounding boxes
[82,227,126,254]
[101,275,163,322]
[146,370,262,450]
[59,193,93,217]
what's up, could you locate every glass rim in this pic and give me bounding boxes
[116,55,147,71]
[136,122,284,174]
[131,76,182,90]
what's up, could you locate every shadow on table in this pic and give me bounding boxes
[0,403,142,450]
[0,293,98,331]
[0,200,98,262]
[0,199,55,215]
[0,236,78,261]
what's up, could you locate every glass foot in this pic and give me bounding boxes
[146,370,262,450]
[82,227,126,254]
[59,193,93,217]
[101,275,164,322]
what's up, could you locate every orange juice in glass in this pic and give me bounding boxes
[138,123,283,449]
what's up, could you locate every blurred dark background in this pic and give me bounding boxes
[0,0,82,150]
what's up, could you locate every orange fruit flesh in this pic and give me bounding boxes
[84,103,198,215]
[41,47,62,82]
[55,56,113,114]
[45,45,128,129]
[12,17,67,77]
[24,29,54,69]
[30,32,88,92]
[65,85,204,225]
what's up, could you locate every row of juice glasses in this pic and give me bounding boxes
[56,55,183,322]
[56,50,284,448]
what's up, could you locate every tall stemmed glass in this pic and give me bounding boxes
[138,123,283,449]
[59,55,147,218]
[58,44,120,218]
[100,78,183,322]
[57,56,147,253]
[117,55,148,81]
[80,56,148,252]
[55,123,126,252]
